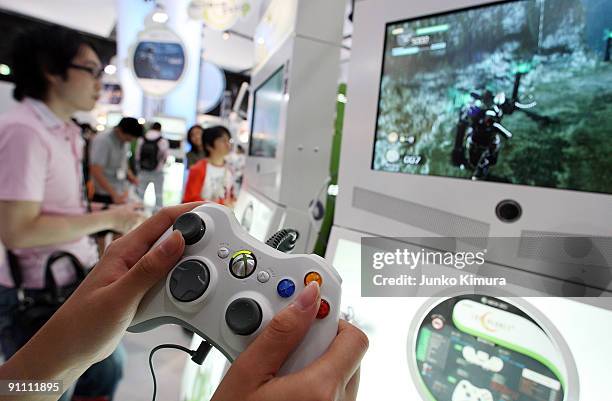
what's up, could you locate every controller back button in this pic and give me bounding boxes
[169,260,210,302]
[173,213,206,245]
[218,247,230,259]
[225,298,263,335]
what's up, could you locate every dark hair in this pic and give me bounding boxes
[116,117,143,138]
[202,126,231,157]
[150,122,162,131]
[186,124,204,148]
[11,26,97,101]
[80,123,95,132]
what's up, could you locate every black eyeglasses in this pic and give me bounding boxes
[69,63,104,79]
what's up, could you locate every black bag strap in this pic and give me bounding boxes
[144,136,162,144]
[44,251,86,300]
[6,249,23,289]
[6,249,86,299]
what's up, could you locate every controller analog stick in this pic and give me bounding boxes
[173,213,206,245]
[169,260,210,302]
[225,298,263,336]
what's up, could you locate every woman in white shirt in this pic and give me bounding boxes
[182,126,235,206]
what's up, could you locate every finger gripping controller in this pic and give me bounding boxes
[128,203,342,375]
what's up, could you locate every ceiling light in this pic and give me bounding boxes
[152,11,169,23]
[0,64,10,76]
[104,64,117,75]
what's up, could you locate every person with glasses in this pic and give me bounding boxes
[0,26,144,401]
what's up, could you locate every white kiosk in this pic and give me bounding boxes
[181,2,346,399]
[233,0,345,252]
[327,0,612,400]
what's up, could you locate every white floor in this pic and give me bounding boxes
[115,325,193,401]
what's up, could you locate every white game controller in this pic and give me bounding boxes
[128,203,342,375]
[452,380,494,401]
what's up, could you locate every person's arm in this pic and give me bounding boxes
[89,135,126,203]
[182,163,205,203]
[89,165,125,203]
[127,166,139,185]
[0,202,367,401]
[0,204,202,400]
[160,138,170,165]
[0,200,143,249]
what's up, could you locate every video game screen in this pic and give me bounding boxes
[373,0,612,194]
[415,295,564,401]
[133,41,185,81]
[249,67,284,158]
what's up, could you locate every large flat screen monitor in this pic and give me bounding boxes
[249,67,284,158]
[372,0,612,194]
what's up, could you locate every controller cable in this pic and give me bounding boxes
[148,227,298,401]
[149,340,212,401]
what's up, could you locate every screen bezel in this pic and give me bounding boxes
[248,65,285,158]
[370,0,611,196]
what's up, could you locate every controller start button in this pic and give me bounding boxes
[169,260,210,302]
[304,271,322,287]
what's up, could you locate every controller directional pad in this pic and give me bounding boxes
[169,260,210,302]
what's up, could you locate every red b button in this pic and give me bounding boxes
[316,299,330,319]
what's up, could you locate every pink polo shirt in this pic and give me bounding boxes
[0,98,98,289]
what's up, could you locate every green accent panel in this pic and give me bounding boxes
[452,315,566,391]
[313,83,346,256]
[453,343,463,352]
[448,376,457,384]
[416,24,449,35]
[416,327,431,362]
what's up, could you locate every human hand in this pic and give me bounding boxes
[212,282,368,401]
[0,203,203,391]
[4,204,202,383]
[110,202,146,234]
[111,191,129,204]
